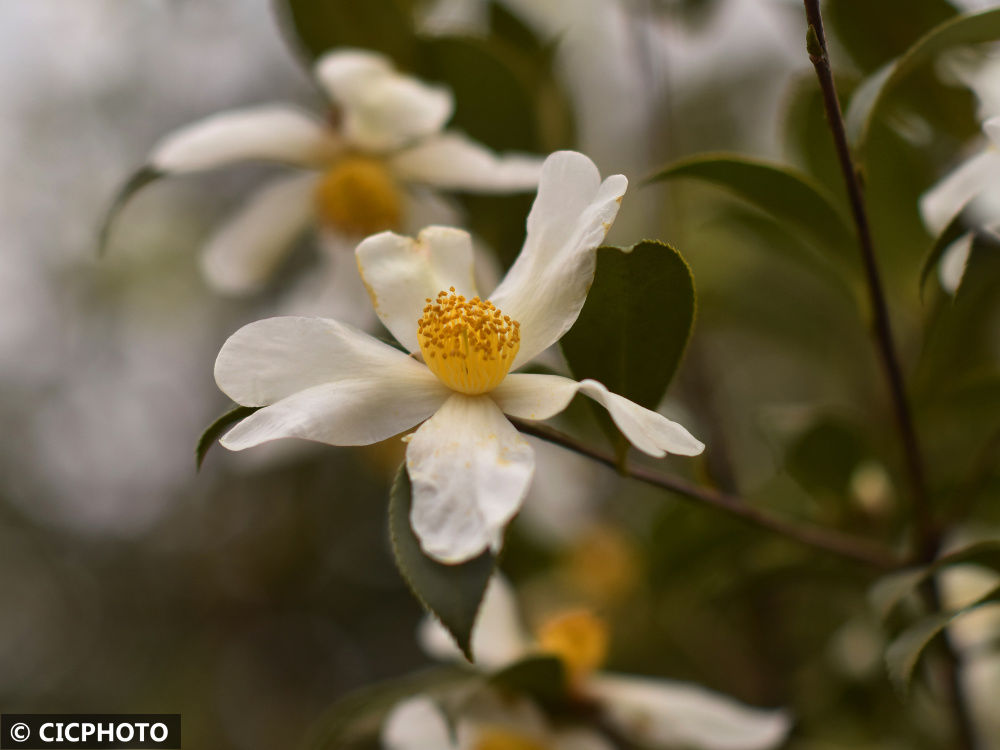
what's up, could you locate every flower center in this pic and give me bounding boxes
[535,610,609,684]
[474,730,548,750]
[314,156,402,236]
[417,288,520,395]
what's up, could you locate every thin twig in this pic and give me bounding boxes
[801,4,975,747]
[802,0,933,546]
[512,419,899,570]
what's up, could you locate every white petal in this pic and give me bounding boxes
[492,374,704,458]
[382,696,456,750]
[401,187,463,233]
[215,315,437,406]
[390,132,544,192]
[489,151,628,368]
[220,370,448,450]
[983,116,1000,149]
[938,232,973,294]
[316,49,453,152]
[589,673,792,750]
[406,394,534,563]
[200,173,318,294]
[919,147,1000,234]
[417,575,532,668]
[490,373,579,421]
[356,227,478,353]
[578,380,704,458]
[150,105,340,172]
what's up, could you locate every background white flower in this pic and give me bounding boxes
[418,576,793,750]
[213,150,704,563]
[382,692,614,750]
[119,48,544,296]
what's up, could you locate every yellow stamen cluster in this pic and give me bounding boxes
[314,156,402,236]
[535,610,609,684]
[474,730,548,750]
[417,288,520,395]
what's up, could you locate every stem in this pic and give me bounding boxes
[512,419,899,570]
[801,3,974,746]
[802,0,932,545]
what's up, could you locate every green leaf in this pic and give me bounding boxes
[885,582,1000,692]
[488,1,544,56]
[845,7,1000,160]
[869,539,1000,621]
[417,36,538,151]
[272,0,418,68]
[489,656,568,708]
[195,404,260,471]
[919,205,970,298]
[98,166,162,256]
[301,666,473,750]
[560,240,695,458]
[388,464,496,661]
[646,154,857,272]
[786,417,867,499]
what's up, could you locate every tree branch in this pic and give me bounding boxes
[512,419,899,570]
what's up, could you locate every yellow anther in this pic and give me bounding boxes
[314,156,402,236]
[535,610,609,684]
[474,730,547,750]
[417,290,520,395]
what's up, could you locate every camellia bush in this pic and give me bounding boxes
[94,0,1000,748]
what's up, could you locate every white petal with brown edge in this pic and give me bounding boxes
[489,151,628,368]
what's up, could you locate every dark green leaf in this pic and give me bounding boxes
[301,666,472,750]
[560,240,695,457]
[845,8,1000,159]
[388,464,496,661]
[273,0,418,68]
[786,417,867,499]
[869,540,1000,621]
[646,153,857,273]
[98,166,162,257]
[489,655,568,708]
[417,36,538,151]
[919,205,970,298]
[195,404,260,471]
[488,1,544,56]
[885,582,1000,691]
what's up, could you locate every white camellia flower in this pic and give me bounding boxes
[126,48,543,295]
[213,150,704,563]
[418,577,793,750]
[382,693,614,750]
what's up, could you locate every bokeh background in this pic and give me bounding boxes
[1,1,998,748]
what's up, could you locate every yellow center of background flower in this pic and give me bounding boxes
[535,610,609,684]
[474,729,548,750]
[314,156,402,236]
[417,289,520,395]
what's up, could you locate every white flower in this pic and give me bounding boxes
[418,577,793,750]
[382,693,614,750]
[213,150,704,563]
[139,49,543,294]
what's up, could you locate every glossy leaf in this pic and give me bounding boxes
[273,0,417,68]
[560,240,695,457]
[98,166,162,256]
[388,464,496,661]
[885,582,1000,691]
[195,404,260,471]
[646,154,857,272]
[845,8,1000,159]
[869,539,1000,621]
[489,655,568,708]
[919,204,971,298]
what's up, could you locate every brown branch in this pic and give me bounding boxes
[802,3,974,746]
[512,419,900,570]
